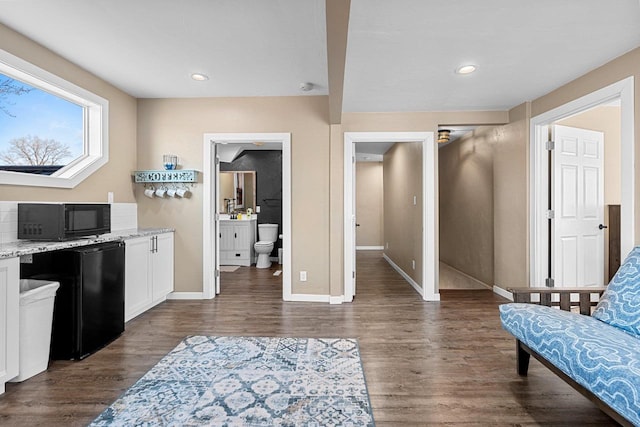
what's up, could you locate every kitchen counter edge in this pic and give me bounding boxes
[0,228,175,259]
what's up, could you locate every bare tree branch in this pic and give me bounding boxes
[0,135,72,165]
[0,77,33,118]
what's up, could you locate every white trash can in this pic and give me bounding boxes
[10,279,60,382]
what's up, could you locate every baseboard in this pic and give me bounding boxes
[167,292,205,300]
[440,262,492,290]
[286,293,330,303]
[492,285,513,301]
[356,246,384,251]
[382,253,424,297]
[329,295,344,304]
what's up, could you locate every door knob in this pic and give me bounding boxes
[356,224,361,227]
[598,224,608,230]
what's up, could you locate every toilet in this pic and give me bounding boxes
[254,224,279,268]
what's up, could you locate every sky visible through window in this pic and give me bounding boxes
[0,73,83,167]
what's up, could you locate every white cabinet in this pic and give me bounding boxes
[124,232,174,322]
[219,220,256,266]
[0,257,19,394]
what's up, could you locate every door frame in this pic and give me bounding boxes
[530,77,635,287]
[343,132,439,302]
[202,132,292,300]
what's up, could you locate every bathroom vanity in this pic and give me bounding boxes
[219,219,256,266]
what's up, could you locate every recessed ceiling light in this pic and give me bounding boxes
[191,73,209,81]
[455,65,477,75]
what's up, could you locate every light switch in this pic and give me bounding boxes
[300,271,307,282]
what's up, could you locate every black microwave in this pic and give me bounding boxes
[18,203,111,241]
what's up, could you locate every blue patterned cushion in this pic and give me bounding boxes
[500,303,640,426]
[593,246,640,338]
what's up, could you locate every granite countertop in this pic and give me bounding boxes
[0,228,174,260]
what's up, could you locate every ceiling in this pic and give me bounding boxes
[1,0,639,114]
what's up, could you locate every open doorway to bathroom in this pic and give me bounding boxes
[203,133,292,300]
[217,148,283,293]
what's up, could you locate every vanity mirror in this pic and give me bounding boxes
[219,171,256,212]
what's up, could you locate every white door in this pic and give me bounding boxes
[351,146,357,297]
[552,124,605,287]
[214,146,221,294]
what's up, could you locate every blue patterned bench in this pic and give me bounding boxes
[500,247,640,427]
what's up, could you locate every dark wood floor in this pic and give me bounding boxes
[0,251,617,426]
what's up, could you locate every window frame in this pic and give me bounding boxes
[0,49,108,188]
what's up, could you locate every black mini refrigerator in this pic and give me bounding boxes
[21,241,125,360]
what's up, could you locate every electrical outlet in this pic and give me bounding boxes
[413,195,417,205]
[300,271,307,282]
[412,259,415,270]
[256,205,261,213]
[108,192,114,203]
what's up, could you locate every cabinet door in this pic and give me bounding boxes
[152,233,174,302]
[234,223,251,250]
[124,236,152,322]
[219,224,235,251]
[0,257,19,393]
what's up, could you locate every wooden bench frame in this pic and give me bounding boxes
[508,287,633,427]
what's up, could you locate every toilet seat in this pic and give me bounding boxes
[255,241,273,248]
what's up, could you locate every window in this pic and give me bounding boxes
[0,49,108,188]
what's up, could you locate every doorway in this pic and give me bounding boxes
[203,133,292,300]
[343,132,438,302]
[530,77,635,288]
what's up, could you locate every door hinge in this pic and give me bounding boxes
[545,277,555,288]
[215,156,220,165]
[546,140,555,151]
[352,156,356,164]
[546,209,555,219]
[352,271,355,279]
[215,269,220,277]
[215,212,220,221]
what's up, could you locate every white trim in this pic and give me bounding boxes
[344,132,438,302]
[441,262,492,290]
[0,49,109,189]
[530,77,635,287]
[203,133,292,300]
[289,293,331,303]
[356,245,384,251]
[383,253,437,299]
[167,292,205,300]
[329,296,345,304]
[492,285,513,301]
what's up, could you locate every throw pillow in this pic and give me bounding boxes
[593,246,640,338]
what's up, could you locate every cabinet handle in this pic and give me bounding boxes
[234,232,237,239]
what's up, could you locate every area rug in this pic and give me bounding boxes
[220,265,241,272]
[90,336,375,426]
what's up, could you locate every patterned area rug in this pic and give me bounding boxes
[90,336,375,426]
